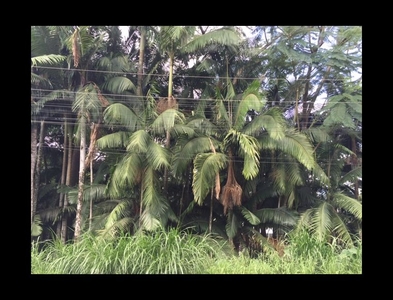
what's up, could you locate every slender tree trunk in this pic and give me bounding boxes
[32,121,45,229]
[163,52,175,192]
[74,115,87,241]
[136,28,146,98]
[351,136,359,199]
[88,162,93,230]
[31,123,38,226]
[57,117,68,237]
[61,123,73,243]
[209,190,214,233]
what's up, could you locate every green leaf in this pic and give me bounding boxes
[102,77,136,94]
[192,153,228,205]
[240,206,260,225]
[31,215,43,237]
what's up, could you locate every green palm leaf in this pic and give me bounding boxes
[333,192,362,220]
[103,199,132,232]
[298,202,335,242]
[172,124,196,137]
[31,54,66,66]
[108,153,143,198]
[270,158,304,192]
[126,130,151,153]
[243,107,286,140]
[233,80,266,131]
[151,109,185,135]
[186,117,218,136]
[253,207,298,227]
[102,77,136,94]
[146,139,171,170]
[338,166,362,186]
[172,136,220,178]
[331,215,354,246]
[235,131,261,180]
[225,211,239,240]
[240,206,260,225]
[192,153,228,205]
[31,89,73,115]
[103,103,140,130]
[182,27,241,53]
[31,215,43,237]
[97,131,131,149]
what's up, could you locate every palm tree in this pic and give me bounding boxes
[97,84,184,233]
[31,26,68,236]
[296,79,362,246]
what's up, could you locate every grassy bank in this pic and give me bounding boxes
[31,228,362,274]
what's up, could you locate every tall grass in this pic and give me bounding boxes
[31,227,229,274]
[204,229,362,274]
[31,227,361,274]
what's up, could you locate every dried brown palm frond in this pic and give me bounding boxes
[157,96,177,114]
[220,149,242,215]
[72,30,80,68]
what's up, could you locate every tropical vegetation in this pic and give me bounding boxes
[31,25,362,273]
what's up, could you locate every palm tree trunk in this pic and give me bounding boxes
[74,115,87,241]
[163,52,175,192]
[31,123,38,226]
[32,120,45,228]
[136,28,146,98]
[89,159,93,230]
[351,136,359,199]
[57,117,68,237]
[61,123,73,243]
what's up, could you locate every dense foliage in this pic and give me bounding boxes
[31,26,362,272]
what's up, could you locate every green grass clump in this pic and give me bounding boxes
[31,227,228,274]
[31,227,361,274]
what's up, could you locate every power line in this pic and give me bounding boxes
[32,65,356,82]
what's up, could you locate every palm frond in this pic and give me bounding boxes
[31,54,66,67]
[146,139,171,170]
[225,211,239,240]
[192,153,228,205]
[102,77,136,94]
[298,202,336,242]
[73,84,102,121]
[82,184,108,203]
[97,55,130,73]
[97,131,131,149]
[183,27,241,53]
[331,215,354,246]
[31,73,51,87]
[103,199,133,232]
[151,109,185,135]
[304,126,331,144]
[258,129,317,172]
[172,136,220,178]
[31,215,43,237]
[108,153,143,198]
[38,206,62,224]
[338,166,362,186]
[240,206,260,225]
[333,192,362,220]
[103,103,140,130]
[171,124,196,138]
[234,80,266,130]
[31,89,74,115]
[244,107,286,140]
[270,158,304,192]
[215,99,231,129]
[253,207,298,228]
[223,129,260,180]
[186,117,218,136]
[126,129,151,153]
